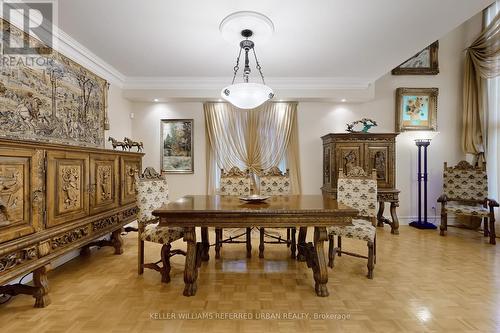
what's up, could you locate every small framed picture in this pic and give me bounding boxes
[392,41,439,75]
[160,119,194,174]
[395,88,438,132]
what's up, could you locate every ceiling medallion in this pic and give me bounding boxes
[219,11,274,109]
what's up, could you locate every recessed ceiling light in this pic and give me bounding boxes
[153,98,159,102]
[341,98,347,102]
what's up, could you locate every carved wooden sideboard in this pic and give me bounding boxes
[0,138,142,307]
[321,133,400,234]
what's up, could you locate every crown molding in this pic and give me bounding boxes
[54,28,126,86]
[122,76,374,91]
[0,13,126,86]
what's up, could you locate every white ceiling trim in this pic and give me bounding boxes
[122,76,374,91]
[54,28,126,86]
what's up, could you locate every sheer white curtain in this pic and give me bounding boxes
[204,102,301,194]
[486,1,500,205]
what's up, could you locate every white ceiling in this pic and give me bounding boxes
[56,0,493,101]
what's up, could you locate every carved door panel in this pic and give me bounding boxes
[120,156,141,205]
[46,151,89,227]
[89,154,119,215]
[365,144,393,189]
[0,147,44,243]
[334,143,364,185]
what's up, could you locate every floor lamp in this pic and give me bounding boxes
[409,132,438,230]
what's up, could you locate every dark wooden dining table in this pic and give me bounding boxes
[152,195,358,297]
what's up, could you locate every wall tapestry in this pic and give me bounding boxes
[395,87,438,132]
[160,119,193,174]
[0,19,108,147]
[392,41,439,75]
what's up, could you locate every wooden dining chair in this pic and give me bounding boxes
[328,167,377,279]
[258,167,296,259]
[438,160,498,244]
[215,167,253,258]
[136,167,186,283]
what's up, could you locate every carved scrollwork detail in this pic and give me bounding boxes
[98,165,112,200]
[121,206,139,220]
[92,215,119,232]
[51,227,89,250]
[61,166,80,210]
[221,167,249,178]
[138,167,162,180]
[260,166,289,177]
[451,160,475,170]
[344,166,368,177]
[0,246,38,273]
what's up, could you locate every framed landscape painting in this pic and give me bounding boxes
[392,41,439,75]
[395,88,438,132]
[160,119,194,174]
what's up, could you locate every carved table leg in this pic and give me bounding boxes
[183,227,199,297]
[312,227,329,297]
[297,227,308,261]
[111,228,124,254]
[377,201,385,227]
[200,227,210,261]
[489,215,496,245]
[33,265,51,308]
[290,227,297,259]
[215,228,221,259]
[246,227,252,259]
[259,228,265,258]
[390,202,400,235]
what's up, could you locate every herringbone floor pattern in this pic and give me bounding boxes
[1,226,499,333]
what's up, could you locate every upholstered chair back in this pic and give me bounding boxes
[219,167,251,196]
[337,167,377,218]
[259,167,291,195]
[443,161,488,202]
[135,167,169,225]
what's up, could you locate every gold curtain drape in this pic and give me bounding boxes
[204,102,301,194]
[462,11,500,158]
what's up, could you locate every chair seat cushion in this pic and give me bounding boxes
[327,219,375,242]
[445,203,490,217]
[140,223,184,244]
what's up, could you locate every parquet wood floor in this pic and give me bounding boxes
[1,226,499,333]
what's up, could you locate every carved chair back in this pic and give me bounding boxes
[259,167,291,195]
[337,167,377,219]
[443,161,488,203]
[135,167,169,227]
[219,167,251,196]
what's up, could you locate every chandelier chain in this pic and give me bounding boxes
[231,47,243,85]
[252,48,266,85]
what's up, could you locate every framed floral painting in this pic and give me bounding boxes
[395,88,438,132]
[160,119,194,173]
[392,41,439,75]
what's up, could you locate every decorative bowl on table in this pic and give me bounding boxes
[239,194,271,203]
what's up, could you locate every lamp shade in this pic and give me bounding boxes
[413,131,439,142]
[221,82,274,109]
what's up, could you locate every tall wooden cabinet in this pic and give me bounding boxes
[0,139,143,307]
[321,133,400,234]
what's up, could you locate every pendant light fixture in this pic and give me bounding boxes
[219,11,274,109]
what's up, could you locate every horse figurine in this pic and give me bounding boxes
[346,118,378,133]
[124,137,144,152]
[108,137,128,150]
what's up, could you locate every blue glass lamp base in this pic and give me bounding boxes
[409,221,437,229]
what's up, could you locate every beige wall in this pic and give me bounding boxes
[130,14,482,221]
[130,102,206,201]
[105,84,133,149]
[299,14,481,221]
